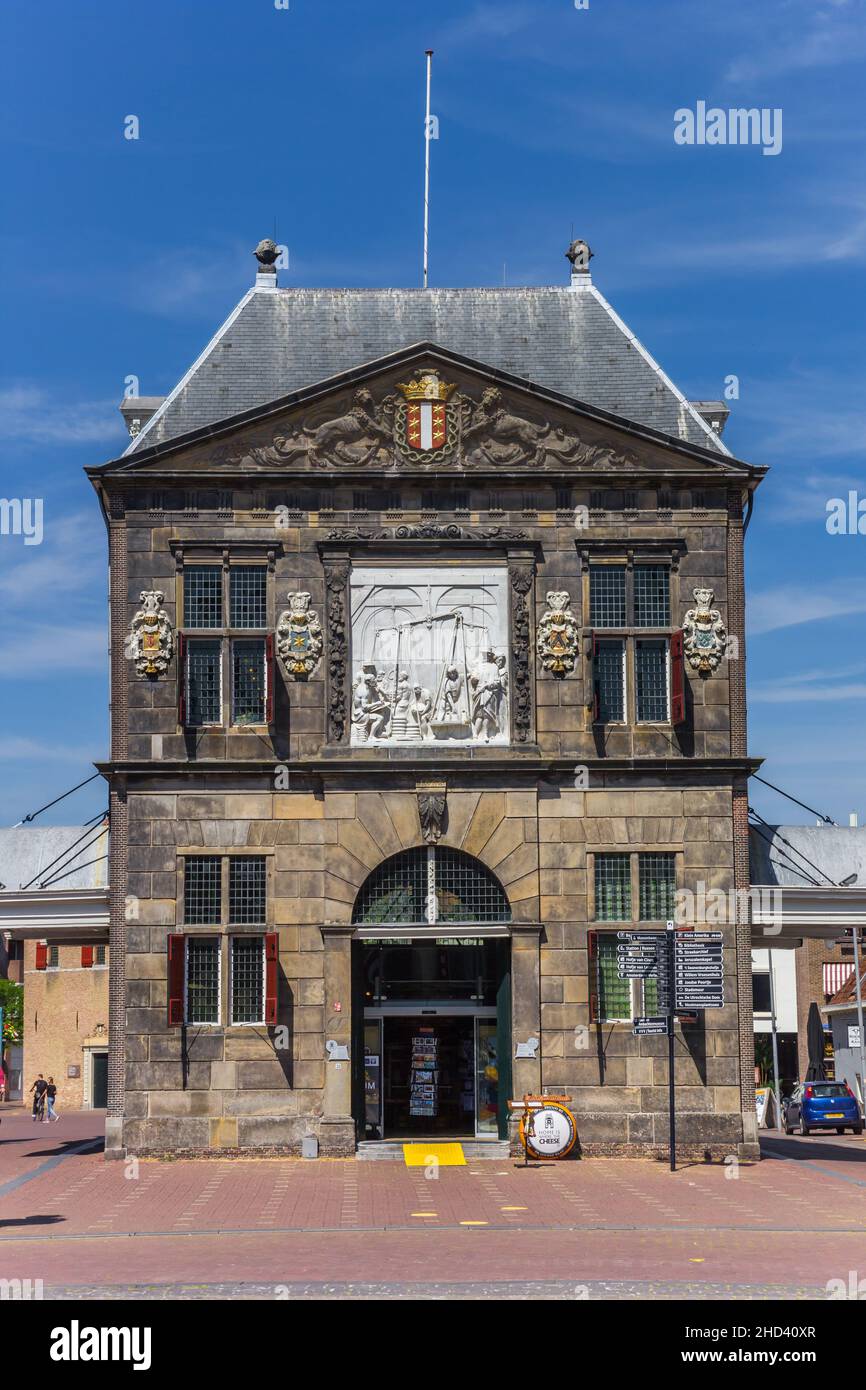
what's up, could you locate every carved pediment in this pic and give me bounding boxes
[205,377,643,475]
[99,349,756,483]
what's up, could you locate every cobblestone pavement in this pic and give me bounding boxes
[1,1110,864,1298]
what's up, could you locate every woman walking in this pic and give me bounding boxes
[45,1076,60,1122]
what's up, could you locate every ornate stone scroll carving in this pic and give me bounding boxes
[326,525,529,542]
[537,591,578,676]
[417,782,447,844]
[508,564,535,742]
[683,588,727,674]
[126,590,173,677]
[276,591,323,680]
[323,560,351,742]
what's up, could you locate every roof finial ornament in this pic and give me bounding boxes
[254,238,279,288]
[565,238,593,286]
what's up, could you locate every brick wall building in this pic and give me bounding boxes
[87,243,766,1160]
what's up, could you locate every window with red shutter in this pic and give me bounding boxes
[265,931,278,1024]
[81,945,94,968]
[167,934,185,1026]
[35,943,48,971]
[265,633,275,725]
[670,628,686,725]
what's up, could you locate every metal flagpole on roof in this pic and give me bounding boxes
[423,50,433,289]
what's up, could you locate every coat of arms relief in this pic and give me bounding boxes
[682,588,727,673]
[276,591,324,679]
[212,371,641,472]
[537,591,578,676]
[126,590,173,677]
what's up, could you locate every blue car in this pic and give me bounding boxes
[783,1082,864,1136]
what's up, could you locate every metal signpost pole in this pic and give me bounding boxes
[766,947,783,1130]
[666,920,676,1173]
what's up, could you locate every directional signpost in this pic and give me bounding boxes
[615,922,725,1171]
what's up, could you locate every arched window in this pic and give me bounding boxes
[353,847,511,926]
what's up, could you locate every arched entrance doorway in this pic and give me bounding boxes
[351,847,512,1142]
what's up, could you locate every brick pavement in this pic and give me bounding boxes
[1,1110,864,1297]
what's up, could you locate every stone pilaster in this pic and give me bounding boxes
[320,924,355,1154]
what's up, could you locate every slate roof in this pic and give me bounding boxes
[749,825,866,888]
[125,280,730,457]
[0,825,109,893]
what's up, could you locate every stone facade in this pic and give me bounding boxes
[88,346,765,1160]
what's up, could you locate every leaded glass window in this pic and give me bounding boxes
[231,936,264,1023]
[184,567,223,628]
[634,565,670,627]
[595,934,632,1021]
[229,857,266,924]
[186,937,220,1023]
[594,854,631,921]
[229,567,267,628]
[184,857,222,924]
[594,640,625,722]
[635,639,669,722]
[187,640,222,725]
[589,565,626,627]
[639,853,677,921]
[231,640,266,724]
[353,848,510,925]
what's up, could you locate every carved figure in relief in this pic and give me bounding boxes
[352,665,391,741]
[441,666,464,719]
[470,649,507,742]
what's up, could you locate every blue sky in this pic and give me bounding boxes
[0,0,864,834]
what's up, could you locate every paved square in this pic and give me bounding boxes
[1,1110,864,1298]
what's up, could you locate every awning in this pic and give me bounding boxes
[824,963,854,999]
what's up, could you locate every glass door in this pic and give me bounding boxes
[474,1017,499,1137]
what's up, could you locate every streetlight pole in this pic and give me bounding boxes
[766,948,782,1129]
[851,924,866,1107]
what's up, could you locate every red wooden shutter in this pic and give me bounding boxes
[265,931,278,1024]
[265,634,275,725]
[81,945,94,968]
[589,631,600,723]
[167,934,185,1026]
[35,943,48,971]
[177,632,187,727]
[670,629,686,725]
[587,929,599,1022]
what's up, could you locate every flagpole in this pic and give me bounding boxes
[423,49,433,289]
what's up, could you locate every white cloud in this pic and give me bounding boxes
[0,623,107,677]
[750,681,866,702]
[725,1,866,83]
[748,584,866,635]
[0,737,103,763]
[0,385,125,446]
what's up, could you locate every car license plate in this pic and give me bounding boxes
[825,1112,844,1118]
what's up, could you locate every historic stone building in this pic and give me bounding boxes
[88,241,765,1160]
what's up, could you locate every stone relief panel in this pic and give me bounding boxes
[349,567,510,746]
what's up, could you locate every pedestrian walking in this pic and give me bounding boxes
[46,1077,60,1122]
[29,1073,47,1120]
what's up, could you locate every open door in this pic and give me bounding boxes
[495,967,512,1140]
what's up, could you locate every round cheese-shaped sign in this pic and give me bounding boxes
[520,1103,577,1159]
